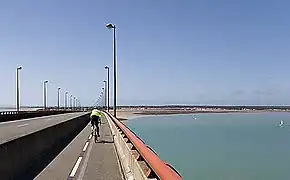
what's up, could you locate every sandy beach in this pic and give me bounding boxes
[109,107,288,120]
[109,109,146,120]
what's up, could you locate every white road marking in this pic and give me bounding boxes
[76,138,94,180]
[17,123,28,127]
[88,134,92,140]
[34,122,90,180]
[82,142,89,152]
[70,157,83,177]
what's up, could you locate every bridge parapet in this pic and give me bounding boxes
[104,111,182,180]
[0,110,83,123]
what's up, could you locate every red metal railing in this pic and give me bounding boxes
[107,112,182,180]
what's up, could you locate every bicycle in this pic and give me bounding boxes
[91,124,98,142]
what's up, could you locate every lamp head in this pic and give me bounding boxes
[106,23,115,29]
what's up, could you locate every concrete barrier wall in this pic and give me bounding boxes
[0,113,90,179]
[104,111,182,180]
[0,111,77,123]
[104,112,148,180]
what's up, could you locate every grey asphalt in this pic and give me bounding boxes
[35,115,124,180]
[81,116,124,180]
[34,121,92,180]
[0,112,88,144]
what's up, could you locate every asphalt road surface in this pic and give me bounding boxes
[34,115,123,180]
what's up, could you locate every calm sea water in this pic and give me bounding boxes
[126,113,290,180]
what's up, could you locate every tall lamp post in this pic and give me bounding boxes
[70,95,73,110]
[103,81,107,110]
[57,87,61,110]
[100,92,103,108]
[43,80,49,110]
[102,87,105,108]
[65,91,68,109]
[16,66,22,112]
[74,97,76,110]
[104,66,110,112]
[106,23,117,117]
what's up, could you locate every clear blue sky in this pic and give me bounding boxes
[1,0,290,106]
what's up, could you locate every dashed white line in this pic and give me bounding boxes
[17,123,28,127]
[82,142,89,152]
[77,139,93,180]
[34,122,91,180]
[69,132,93,179]
[70,157,83,177]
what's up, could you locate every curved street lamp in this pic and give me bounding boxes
[57,87,61,110]
[44,80,49,109]
[16,66,22,112]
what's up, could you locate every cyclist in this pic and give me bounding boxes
[90,109,102,137]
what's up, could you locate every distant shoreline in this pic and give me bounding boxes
[115,109,290,120]
[131,109,290,116]
[134,110,246,115]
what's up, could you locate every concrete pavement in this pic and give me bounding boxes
[35,115,124,180]
[0,112,87,144]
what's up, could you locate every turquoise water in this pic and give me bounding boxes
[126,113,290,180]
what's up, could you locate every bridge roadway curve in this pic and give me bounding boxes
[0,112,87,144]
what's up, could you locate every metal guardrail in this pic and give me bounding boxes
[105,112,182,180]
[0,110,83,123]
[0,111,27,115]
[0,110,66,115]
[0,110,84,115]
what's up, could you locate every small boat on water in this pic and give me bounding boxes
[279,120,284,127]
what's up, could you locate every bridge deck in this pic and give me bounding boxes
[35,116,124,180]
